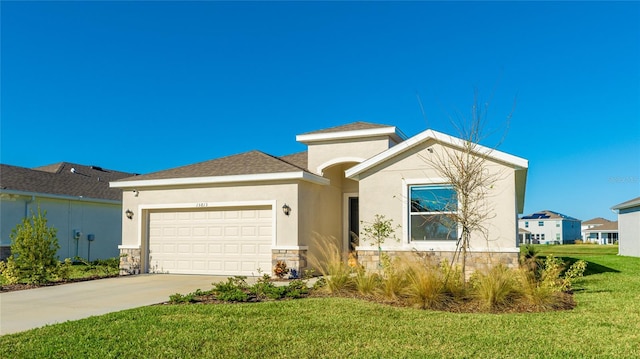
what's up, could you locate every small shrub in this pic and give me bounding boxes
[213,276,250,302]
[471,265,519,311]
[0,260,20,285]
[284,279,310,299]
[561,259,587,291]
[56,258,74,281]
[353,268,380,296]
[378,253,406,300]
[169,292,196,304]
[403,261,449,310]
[7,208,60,284]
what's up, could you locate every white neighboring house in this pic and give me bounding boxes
[582,221,618,245]
[0,163,135,261]
[518,210,581,245]
[581,217,614,242]
[612,196,640,257]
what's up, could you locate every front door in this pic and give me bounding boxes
[348,197,359,251]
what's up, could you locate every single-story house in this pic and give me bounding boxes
[111,122,528,276]
[582,221,618,245]
[0,162,136,261]
[612,196,640,257]
[519,210,581,245]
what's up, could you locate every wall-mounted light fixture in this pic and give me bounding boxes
[125,209,134,220]
[282,204,291,216]
[133,190,139,197]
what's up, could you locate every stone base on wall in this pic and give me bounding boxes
[272,249,307,278]
[119,247,141,275]
[356,249,519,277]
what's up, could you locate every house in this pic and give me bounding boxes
[0,163,136,261]
[111,122,528,276]
[582,221,618,245]
[518,228,532,245]
[612,196,640,257]
[519,210,581,245]
[581,217,614,242]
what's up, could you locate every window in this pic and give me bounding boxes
[541,234,545,241]
[538,221,544,226]
[556,233,561,240]
[525,221,529,228]
[556,222,560,227]
[409,185,457,241]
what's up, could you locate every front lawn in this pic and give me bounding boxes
[2,246,639,358]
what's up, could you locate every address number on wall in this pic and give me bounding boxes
[195,202,209,208]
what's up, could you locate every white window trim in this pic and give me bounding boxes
[402,178,459,250]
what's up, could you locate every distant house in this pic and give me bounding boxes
[581,217,613,242]
[0,163,136,261]
[518,228,532,245]
[582,221,618,245]
[111,122,528,276]
[612,196,640,257]
[519,210,581,245]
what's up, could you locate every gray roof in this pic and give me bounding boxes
[612,196,640,210]
[117,150,310,182]
[299,121,392,135]
[584,221,618,232]
[0,162,135,201]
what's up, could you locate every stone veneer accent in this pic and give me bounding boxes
[119,247,142,275]
[356,249,519,277]
[272,249,307,278]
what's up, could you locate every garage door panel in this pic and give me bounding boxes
[149,207,272,276]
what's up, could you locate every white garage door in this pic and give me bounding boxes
[148,207,273,276]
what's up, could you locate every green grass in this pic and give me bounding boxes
[2,246,639,358]
[533,243,619,256]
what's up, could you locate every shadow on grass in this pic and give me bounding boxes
[559,256,620,276]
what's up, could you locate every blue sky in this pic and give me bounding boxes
[1,1,638,221]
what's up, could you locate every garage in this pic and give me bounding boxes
[147,206,273,276]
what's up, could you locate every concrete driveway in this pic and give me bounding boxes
[0,274,237,335]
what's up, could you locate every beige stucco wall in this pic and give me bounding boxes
[306,137,393,175]
[119,181,302,269]
[356,140,519,254]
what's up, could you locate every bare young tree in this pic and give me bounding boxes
[419,91,515,282]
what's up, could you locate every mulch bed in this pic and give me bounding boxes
[0,274,119,293]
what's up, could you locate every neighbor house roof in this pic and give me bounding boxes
[612,196,640,210]
[582,217,612,225]
[583,221,618,232]
[296,121,407,144]
[0,162,135,201]
[111,150,328,189]
[521,210,580,221]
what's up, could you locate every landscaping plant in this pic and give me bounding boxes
[4,208,60,284]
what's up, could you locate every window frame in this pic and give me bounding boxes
[408,184,459,242]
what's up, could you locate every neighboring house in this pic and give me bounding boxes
[111,122,528,276]
[0,163,136,261]
[518,228,532,245]
[582,221,618,245]
[519,210,581,245]
[581,217,614,242]
[612,196,640,257]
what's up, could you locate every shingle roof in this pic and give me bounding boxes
[116,150,311,182]
[0,162,135,201]
[278,151,308,170]
[612,196,640,210]
[299,121,392,135]
[584,221,618,232]
[582,217,612,225]
[521,210,580,221]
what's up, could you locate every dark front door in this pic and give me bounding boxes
[348,197,359,251]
